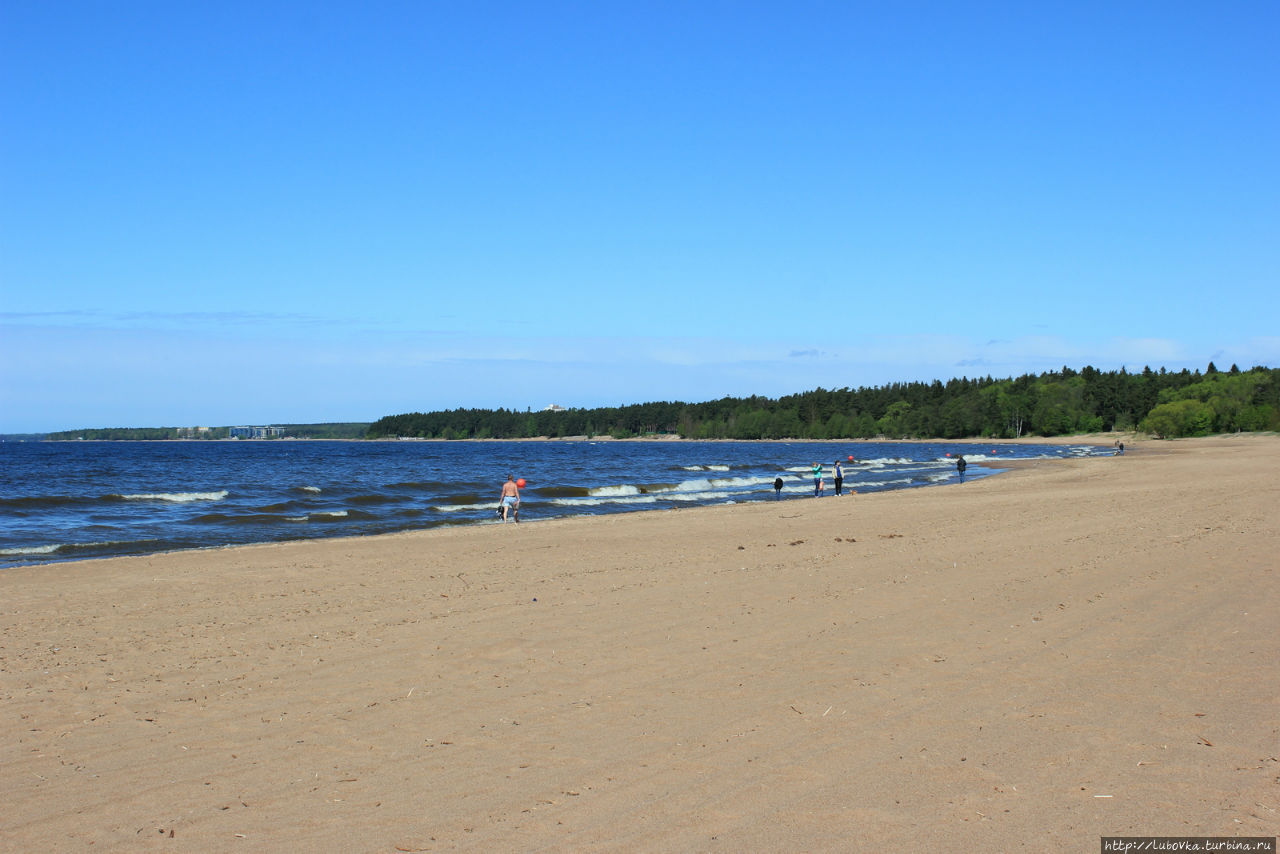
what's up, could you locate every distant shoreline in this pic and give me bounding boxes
[24,432,1144,446]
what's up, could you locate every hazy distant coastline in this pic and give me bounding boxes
[10,362,1277,443]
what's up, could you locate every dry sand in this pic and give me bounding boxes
[3,436,1277,853]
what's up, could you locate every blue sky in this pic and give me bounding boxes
[2,1,1277,433]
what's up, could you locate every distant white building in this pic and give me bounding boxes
[230,426,285,439]
[543,404,568,412]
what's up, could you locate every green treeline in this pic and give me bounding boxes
[368,364,1280,441]
[278,423,372,439]
[35,366,1279,442]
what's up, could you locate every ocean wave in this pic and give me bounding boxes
[526,485,586,498]
[433,502,496,513]
[553,485,767,506]
[192,509,365,526]
[0,539,157,557]
[578,474,778,498]
[257,502,303,513]
[195,512,294,525]
[0,544,61,556]
[0,494,104,511]
[852,476,918,489]
[636,481,678,494]
[348,493,411,505]
[663,490,743,503]
[671,478,716,492]
[549,494,659,507]
[117,490,229,503]
[588,484,643,497]
[707,475,775,489]
[856,457,917,468]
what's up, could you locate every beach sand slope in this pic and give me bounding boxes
[2,436,1277,852]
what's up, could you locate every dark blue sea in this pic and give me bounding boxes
[0,439,1112,569]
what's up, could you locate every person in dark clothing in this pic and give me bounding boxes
[956,455,967,481]
[774,476,784,499]
[833,460,844,496]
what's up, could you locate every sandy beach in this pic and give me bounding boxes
[2,435,1276,852]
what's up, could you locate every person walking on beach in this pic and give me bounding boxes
[955,455,967,481]
[833,460,844,496]
[812,463,823,496]
[774,476,784,499]
[498,475,520,522]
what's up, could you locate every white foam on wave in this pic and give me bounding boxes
[588,484,643,497]
[551,494,659,507]
[859,457,916,468]
[299,486,322,493]
[1,539,149,556]
[285,510,349,521]
[121,490,229,502]
[664,490,739,502]
[709,475,776,489]
[434,502,494,513]
[633,476,745,495]
[557,480,779,506]
[855,475,917,488]
[587,478,767,498]
[0,544,60,555]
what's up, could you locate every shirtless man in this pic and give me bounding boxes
[498,475,521,522]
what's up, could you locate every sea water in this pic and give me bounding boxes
[0,439,1110,569]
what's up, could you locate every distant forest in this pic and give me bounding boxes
[368,364,1280,441]
[29,364,1278,442]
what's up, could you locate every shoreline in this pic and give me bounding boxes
[25,430,1153,444]
[3,435,1276,850]
[2,437,1112,572]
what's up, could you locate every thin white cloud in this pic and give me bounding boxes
[0,310,102,321]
